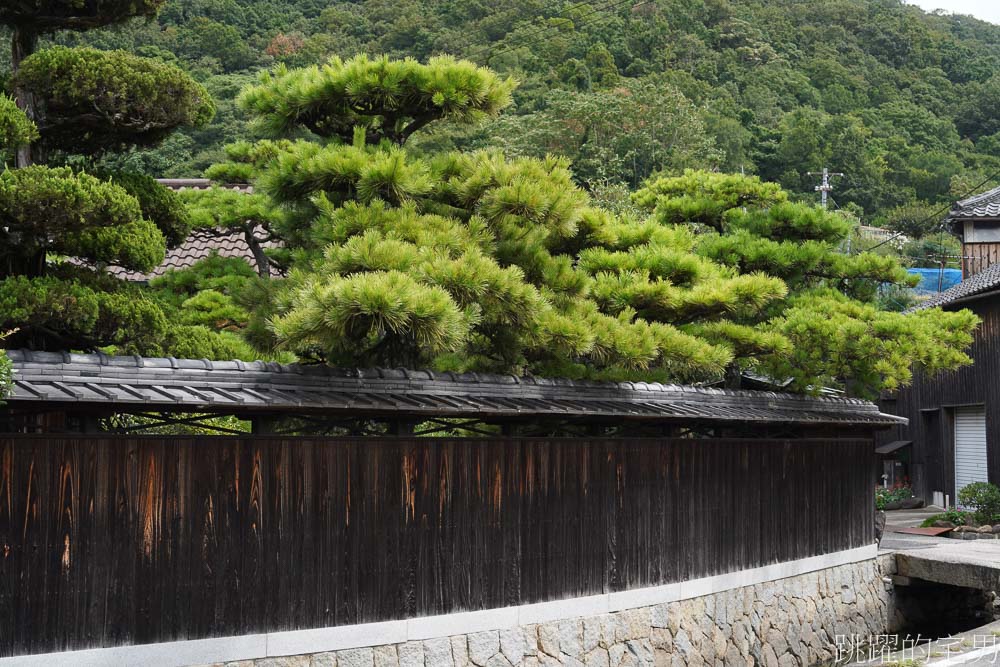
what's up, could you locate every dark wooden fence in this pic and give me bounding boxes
[0,435,874,656]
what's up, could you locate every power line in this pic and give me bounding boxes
[864,169,1000,252]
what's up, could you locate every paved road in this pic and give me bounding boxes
[880,507,961,551]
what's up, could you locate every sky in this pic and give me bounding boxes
[907,0,1000,25]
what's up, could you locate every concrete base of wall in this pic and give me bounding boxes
[2,546,895,667]
[217,556,892,667]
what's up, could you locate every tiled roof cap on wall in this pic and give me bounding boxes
[5,350,905,427]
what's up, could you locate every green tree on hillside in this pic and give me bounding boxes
[476,79,722,187]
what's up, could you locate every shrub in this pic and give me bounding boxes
[920,508,972,527]
[875,481,912,510]
[957,482,1000,524]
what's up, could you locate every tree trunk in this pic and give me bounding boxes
[243,227,271,279]
[11,26,38,168]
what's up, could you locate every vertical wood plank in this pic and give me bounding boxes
[0,434,874,657]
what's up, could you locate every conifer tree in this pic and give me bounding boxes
[3,0,170,166]
[633,170,979,396]
[209,57,788,381]
[0,2,224,354]
[238,54,516,146]
[206,56,977,394]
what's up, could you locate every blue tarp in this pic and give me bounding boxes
[907,267,963,294]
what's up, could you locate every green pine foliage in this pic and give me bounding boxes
[633,171,978,397]
[0,1,256,359]
[239,54,515,145]
[0,94,37,160]
[15,47,215,154]
[100,172,192,247]
[20,0,1000,240]
[173,54,977,395]
[222,59,784,380]
[767,290,978,396]
[178,186,282,275]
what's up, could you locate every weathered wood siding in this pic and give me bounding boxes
[0,435,874,657]
[879,297,1000,500]
[964,243,1000,278]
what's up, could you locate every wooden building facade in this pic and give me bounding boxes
[876,186,1000,503]
[947,185,1000,278]
[878,267,1000,504]
[0,351,899,659]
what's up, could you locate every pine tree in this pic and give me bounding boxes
[3,0,171,166]
[0,3,228,354]
[207,57,788,381]
[238,54,517,146]
[203,56,977,394]
[633,170,979,397]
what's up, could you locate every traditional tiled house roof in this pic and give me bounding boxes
[948,185,1000,220]
[106,225,275,281]
[101,179,269,281]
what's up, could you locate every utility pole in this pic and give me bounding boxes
[807,168,844,209]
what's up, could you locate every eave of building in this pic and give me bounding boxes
[3,350,905,428]
[909,259,1000,311]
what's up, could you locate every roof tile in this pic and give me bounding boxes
[949,185,1000,219]
[4,350,905,427]
[910,260,1000,310]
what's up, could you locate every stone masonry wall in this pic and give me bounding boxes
[198,556,897,667]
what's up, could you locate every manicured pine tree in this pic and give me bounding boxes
[0,2,222,353]
[204,56,789,381]
[204,55,977,395]
[633,170,979,397]
[3,0,169,166]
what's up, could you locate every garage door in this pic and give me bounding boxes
[955,406,989,501]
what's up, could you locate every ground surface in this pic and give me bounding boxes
[879,507,958,552]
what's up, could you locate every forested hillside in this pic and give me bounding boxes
[5,0,1000,233]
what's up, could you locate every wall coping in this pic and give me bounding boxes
[0,544,878,667]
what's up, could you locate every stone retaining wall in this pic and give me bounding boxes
[204,556,896,667]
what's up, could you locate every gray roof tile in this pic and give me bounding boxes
[105,226,277,281]
[4,349,904,427]
[948,185,1000,219]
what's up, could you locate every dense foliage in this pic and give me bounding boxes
[957,482,1000,525]
[239,54,515,145]
[0,0,259,359]
[0,5,984,395]
[15,46,215,154]
[10,0,1000,244]
[190,55,978,397]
